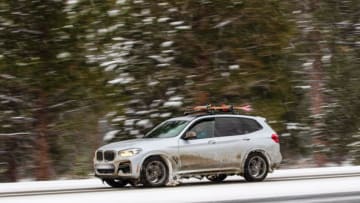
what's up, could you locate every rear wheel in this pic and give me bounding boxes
[206,174,227,182]
[141,157,169,187]
[243,152,268,182]
[104,179,128,188]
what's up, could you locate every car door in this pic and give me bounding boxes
[214,117,262,169]
[178,118,223,172]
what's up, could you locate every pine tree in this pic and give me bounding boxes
[314,0,360,164]
[0,0,110,180]
[290,0,360,165]
[93,0,297,146]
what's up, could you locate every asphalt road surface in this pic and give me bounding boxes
[1,166,360,203]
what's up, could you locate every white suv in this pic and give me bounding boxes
[94,114,282,187]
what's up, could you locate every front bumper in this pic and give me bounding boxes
[94,154,143,179]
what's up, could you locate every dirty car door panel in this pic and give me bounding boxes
[178,118,223,172]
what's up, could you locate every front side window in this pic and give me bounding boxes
[215,117,262,137]
[144,120,189,138]
[186,119,215,139]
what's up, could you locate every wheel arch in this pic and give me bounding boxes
[241,149,272,173]
[138,152,178,184]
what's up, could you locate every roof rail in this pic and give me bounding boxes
[184,104,252,115]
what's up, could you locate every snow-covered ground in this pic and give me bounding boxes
[1,166,360,203]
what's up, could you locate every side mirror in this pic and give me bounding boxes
[184,131,197,140]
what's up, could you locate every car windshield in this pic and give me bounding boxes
[144,120,189,138]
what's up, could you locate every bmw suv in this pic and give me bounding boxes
[94,113,282,187]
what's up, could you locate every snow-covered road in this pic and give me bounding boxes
[1,166,360,202]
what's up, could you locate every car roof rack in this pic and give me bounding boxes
[184,104,252,116]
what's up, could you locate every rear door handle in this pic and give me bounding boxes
[208,140,216,144]
[242,138,250,141]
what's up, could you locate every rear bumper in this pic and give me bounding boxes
[270,153,282,170]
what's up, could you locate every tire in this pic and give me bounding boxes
[206,174,227,183]
[243,152,268,182]
[141,157,169,187]
[104,179,128,188]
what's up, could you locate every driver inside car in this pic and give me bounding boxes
[191,122,212,139]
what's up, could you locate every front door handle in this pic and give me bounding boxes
[242,138,250,141]
[208,140,216,144]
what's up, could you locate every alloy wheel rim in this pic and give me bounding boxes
[145,160,166,184]
[248,156,266,178]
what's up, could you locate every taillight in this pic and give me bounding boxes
[271,134,280,143]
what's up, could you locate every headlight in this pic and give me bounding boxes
[118,148,142,157]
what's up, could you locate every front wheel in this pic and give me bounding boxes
[141,157,169,187]
[243,152,268,182]
[104,179,128,188]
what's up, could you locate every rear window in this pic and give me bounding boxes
[215,117,262,137]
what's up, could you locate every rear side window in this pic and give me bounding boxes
[241,118,263,133]
[215,117,262,137]
[215,118,241,137]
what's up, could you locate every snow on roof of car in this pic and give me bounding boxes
[167,114,264,122]
[167,116,195,121]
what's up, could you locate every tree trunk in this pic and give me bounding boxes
[308,30,327,166]
[34,92,52,180]
[6,139,17,182]
[295,0,330,166]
